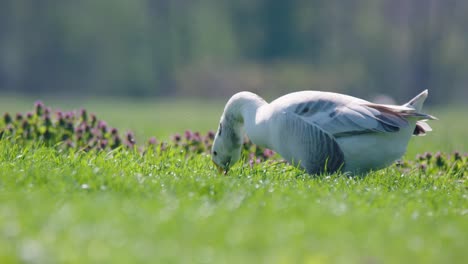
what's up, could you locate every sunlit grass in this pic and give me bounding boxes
[0,97,467,263]
[0,141,466,263]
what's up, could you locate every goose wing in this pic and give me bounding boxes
[286,97,411,138]
[272,111,345,174]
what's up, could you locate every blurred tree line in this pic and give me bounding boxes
[0,0,467,103]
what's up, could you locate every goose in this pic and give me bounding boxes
[211,90,436,175]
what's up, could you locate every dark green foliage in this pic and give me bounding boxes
[1,0,468,102]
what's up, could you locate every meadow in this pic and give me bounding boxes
[0,96,467,263]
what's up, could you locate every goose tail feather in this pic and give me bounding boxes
[404,89,428,112]
[413,120,433,136]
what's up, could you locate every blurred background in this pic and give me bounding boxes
[1,0,467,104]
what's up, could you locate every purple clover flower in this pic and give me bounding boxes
[159,142,167,151]
[125,131,136,147]
[80,108,88,122]
[148,137,157,145]
[6,124,14,133]
[207,130,215,140]
[112,135,122,149]
[100,139,108,149]
[58,116,66,127]
[193,132,201,142]
[21,120,30,130]
[44,107,51,116]
[34,101,44,116]
[263,149,275,158]
[91,128,102,139]
[424,152,432,160]
[55,111,65,127]
[65,122,74,133]
[184,130,192,141]
[90,114,97,127]
[419,163,427,172]
[435,151,444,167]
[249,158,255,168]
[64,112,73,120]
[3,113,12,124]
[75,126,84,135]
[44,116,52,127]
[248,153,257,167]
[173,133,181,142]
[111,128,118,136]
[98,120,108,133]
[15,113,23,121]
[415,154,423,161]
[84,123,91,133]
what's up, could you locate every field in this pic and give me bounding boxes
[0,96,467,263]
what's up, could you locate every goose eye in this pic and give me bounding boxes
[213,151,218,156]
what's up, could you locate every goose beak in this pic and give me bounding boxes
[213,161,228,175]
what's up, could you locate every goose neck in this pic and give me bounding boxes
[224,92,269,147]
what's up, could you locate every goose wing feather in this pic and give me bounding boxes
[271,111,345,174]
[278,93,411,138]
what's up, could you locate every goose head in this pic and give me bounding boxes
[211,121,242,174]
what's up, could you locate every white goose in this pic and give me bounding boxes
[211,90,435,175]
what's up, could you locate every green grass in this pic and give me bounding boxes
[0,98,467,263]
